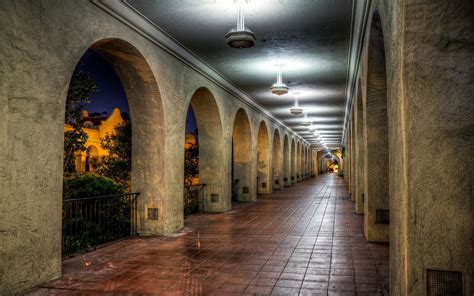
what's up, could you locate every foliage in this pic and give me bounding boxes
[63,174,124,200]
[63,71,98,173]
[183,137,199,192]
[96,121,132,190]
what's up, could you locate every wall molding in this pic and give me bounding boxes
[342,0,371,145]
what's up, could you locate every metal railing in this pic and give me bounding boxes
[184,184,206,217]
[62,192,139,257]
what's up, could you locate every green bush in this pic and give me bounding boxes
[63,173,124,199]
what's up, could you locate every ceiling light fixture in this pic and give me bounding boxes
[289,94,303,116]
[225,0,256,48]
[271,67,289,95]
[308,123,316,132]
[301,112,311,126]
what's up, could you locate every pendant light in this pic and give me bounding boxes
[271,69,289,95]
[301,112,311,126]
[289,95,303,116]
[225,0,256,48]
[308,123,316,132]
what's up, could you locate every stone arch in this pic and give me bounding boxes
[272,129,282,190]
[318,151,341,174]
[283,134,290,186]
[256,121,271,195]
[231,108,254,201]
[187,87,227,212]
[363,10,389,242]
[70,38,166,235]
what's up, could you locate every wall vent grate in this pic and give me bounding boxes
[427,269,462,296]
[261,182,267,188]
[375,209,389,224]
[242,187,249,193]
[284,178,288,182]
[275,180,279,185]
[211,194,219,203]
[147,208,158,220]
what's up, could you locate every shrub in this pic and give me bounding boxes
[63,173,124,200]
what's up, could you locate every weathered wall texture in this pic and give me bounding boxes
[0,1,312,294]
[345,0,473,294]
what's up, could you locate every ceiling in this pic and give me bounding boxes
[127,0,353,148]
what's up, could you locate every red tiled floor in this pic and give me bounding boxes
[26,175,389,295]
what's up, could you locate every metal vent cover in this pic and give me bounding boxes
[375,209,389,224]
[427,269,462,296]
[275,180,279,185]
[211,194,219,203]
[242,187,249,193]
[291,176,294,180]
[284,178,288,182]
[261,182,267,188]
[147,208,158,220]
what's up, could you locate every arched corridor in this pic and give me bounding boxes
[1,1,472,295]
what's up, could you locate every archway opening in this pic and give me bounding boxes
[256,121,270,195]
[184,88,226,214]
[364,11,390,242]
[231,109,254,202]
[183,106,200,216]
[62,39,164,255]
[272,129,282,190]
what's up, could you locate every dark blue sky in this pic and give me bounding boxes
[75,48,129,115]
[186,105,197,135]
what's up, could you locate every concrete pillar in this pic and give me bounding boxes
[385,1,473,294]
[232,109,254,201]
[272,130,282,190]
[283,135,291,186]
[257,122,271,194]
[354,82,364,215]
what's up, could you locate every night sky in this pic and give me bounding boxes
[74,48,129,115]
[186,105,197,135]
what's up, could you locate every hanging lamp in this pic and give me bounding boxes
[271,69,289,95]
[301,112,311,126]
[289,95,303,116]
[225,0,256,48]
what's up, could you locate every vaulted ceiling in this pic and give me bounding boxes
[126,0,353,148]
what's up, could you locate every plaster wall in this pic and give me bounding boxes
[353,0,473,294]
